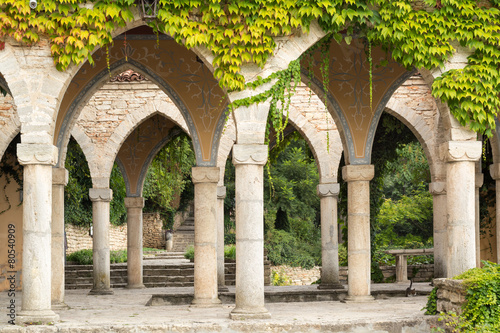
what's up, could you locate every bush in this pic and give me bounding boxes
[271,268,292,286]
[264,229,316,269]
[184,245,194,260]
[224,244,236,260]
[66,249,128,265]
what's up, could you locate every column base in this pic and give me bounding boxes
[317,283,345,290]
[190,298,222,308]
[342,295,374,303]
[16,310,60,324]
[230,307,271,320]
[218,285,229,292]
[51,302,70,310]
[88,288,114,295]
[126,284,145,289]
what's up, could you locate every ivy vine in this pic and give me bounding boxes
[1,0,500,135]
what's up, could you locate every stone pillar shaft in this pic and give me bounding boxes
[52,168,68,307]
[125,197,145,289]
[489,163,500,263]
[191,167,221,307]
[89,188,113,295]
[342,164,374,302]
[317,183,343,289]
[217,186,227,291]
[230,144,270,319]
[17,144,59,323]
[443,141,481,277]
[429,182,447,278]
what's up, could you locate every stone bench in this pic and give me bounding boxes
[384,248,434,283]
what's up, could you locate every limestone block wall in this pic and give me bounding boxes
[143,212,165,249]
[65,223,127,254]
[434,278,466,314]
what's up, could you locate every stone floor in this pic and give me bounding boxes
[0,284,439,332]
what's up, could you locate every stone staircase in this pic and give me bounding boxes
[65,263,195,289]
[171,217,194,253]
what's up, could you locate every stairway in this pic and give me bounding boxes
[171,217,194,252]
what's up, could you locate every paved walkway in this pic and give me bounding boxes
[0,284,438,332]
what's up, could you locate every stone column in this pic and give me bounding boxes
[475,173,483,267]
[230,144,271,319]
[51,167,68,309]
[429,182,447,278]
[217,186,228,292]
[17,144,60,323]
[125,197,145,289]
[342,164,374,302]
[191,167,221,307]
[490,163,500,263]
[88,188,114,295]
[443,141,481,278]
[317,183,343,289]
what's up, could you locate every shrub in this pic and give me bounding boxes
[110,250,127,263]
[271,268,292,286]
[66,249,128,264]
[224,244,236,260]
[184,245,194,260]
[422,287,438,315]
[264,229,316,269]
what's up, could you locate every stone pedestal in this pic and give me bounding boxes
[125,197,145,289]
[317,183,343,290]
[217,186,228,292]
[191,167,221,307]
[16,144,60,324]
[443,141,481,278]
[230,144,271,319]
[490,163,500,263]
[51,168,69,309]
[342,164,374,302]
[475,173,483,268]
[429,182,447,278]
[88,188,114,295]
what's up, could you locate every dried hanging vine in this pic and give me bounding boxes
[0,0,500,135]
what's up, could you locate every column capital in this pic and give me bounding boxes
[217,186,227,199]
[490,163,500,180]
[17,143,58,166]
[192,167,219,184]
[317,183,340,197]
[475,173,484,188]
[440,141,481,163]
[342,165,374,182]
[232,144,268,166]
[89,188,113,202]
[429,182,446,195]
[124,197,144,209]
[52,167,68,186]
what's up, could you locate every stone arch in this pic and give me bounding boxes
[0,92,21,160]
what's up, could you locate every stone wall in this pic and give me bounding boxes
[143,213,165,249]
[66,223,127,254]
[380,264,434,283]
[434,278,466,315]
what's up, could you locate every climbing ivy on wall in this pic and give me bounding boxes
[1,0,500,135]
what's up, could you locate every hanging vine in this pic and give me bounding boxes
[0,0,500,135]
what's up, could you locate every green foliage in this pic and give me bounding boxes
[264,229,316,270]
[66,248,127,265]
[449,261,500,332]
[423,287,438,315]
[143,132,195,229]
[271,268,292,286]
[64,138,127,226]
[184,245,194,261]
[224,244,236,260]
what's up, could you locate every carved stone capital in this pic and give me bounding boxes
[17,144,58,166]
[490,163,500,180]
[429,182,446,195]
[192,167,219,184]
[89,188,113,202]
[342,165,374,182]
[124,197,144,209]
[52,167,68,186]
[440,141,482,163]
[217,186,227,200]
[317,183,340,198]
[232,144,268,166]
[475,173,484,188]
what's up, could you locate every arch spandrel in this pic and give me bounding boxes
[303,38,412,164]
[116,114,182,197]
[55,30,227,167]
